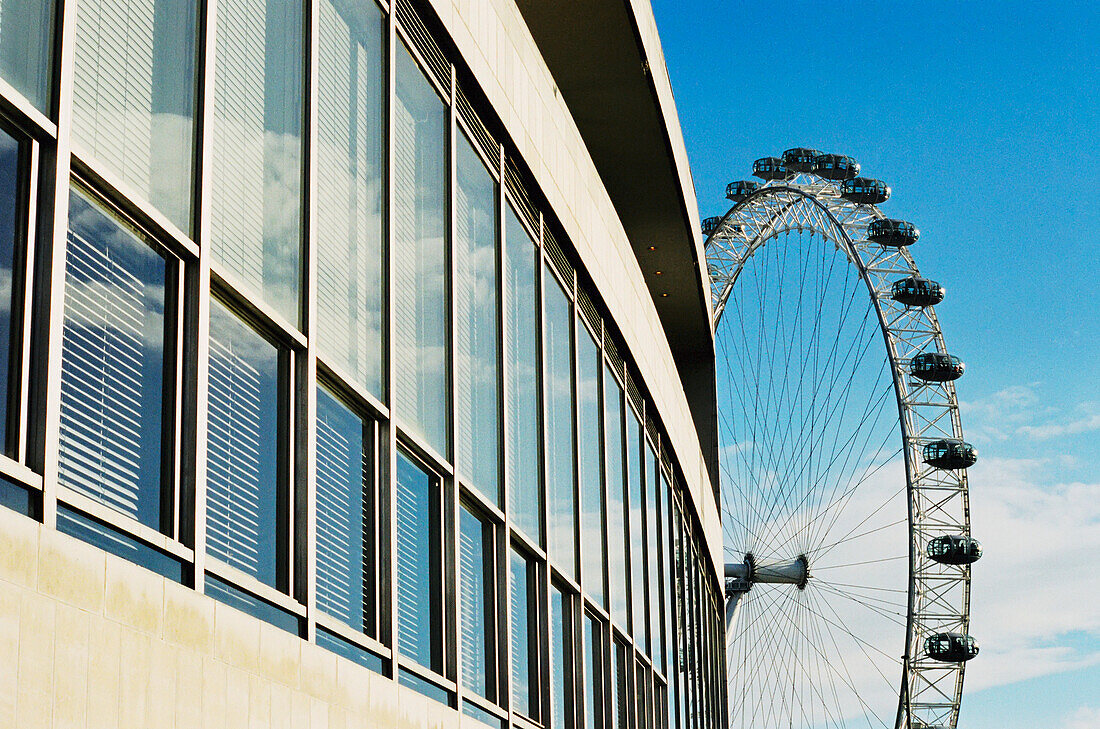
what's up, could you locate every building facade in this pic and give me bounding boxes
[0,0,725,728]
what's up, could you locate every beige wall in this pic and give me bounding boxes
[426,0,723,577]
[0,506,493,729]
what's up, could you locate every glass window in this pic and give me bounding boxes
[455,132,500,501]
[206,298,284,588]
[604,366,628,627]
[393,41,448,455]
[660,483,677,729]
[635,661,649,729]
[0,476,32,516]
[210,0,303,324]
[511,548,537,719]
[315,384,375,635]
[584,613,605,729]
[577,325,604,605]
[71,0,199,232]
[654,683,667,729]
[545,266,576,576]
[315,0,384,397]
[0,0,54,112]
[649,456,665,671]
[505,206,540,540]
[550,586,572,729]
[459,504,494,701]
[57,505,182,581]
[613,640,629,729]
[59,187,173,531]
[671,505,686,729]
[0,126,25,457]
[396,449,441,671]
[627,411,646,641]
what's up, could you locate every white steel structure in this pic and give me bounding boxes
[707,151,980,729]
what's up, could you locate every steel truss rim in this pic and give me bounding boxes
[708,172,973,729]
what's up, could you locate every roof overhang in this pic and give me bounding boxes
[515,0,718,490]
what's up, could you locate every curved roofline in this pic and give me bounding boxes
[514,0,719,497]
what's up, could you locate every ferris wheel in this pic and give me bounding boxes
[705,149,981,729]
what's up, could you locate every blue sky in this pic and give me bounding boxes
[650,1,1100,725]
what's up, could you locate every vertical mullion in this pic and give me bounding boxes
[383,0,398,676]
[169,263,186,539]
[446,62,460,694]
[498,144,513,720]
[188,0,218,592]
[568,275,584,729]
[17,139,40,464]
[489,138,505,712]
[38,0,80,529]
[537,211,550,726]
[302,0,320,642]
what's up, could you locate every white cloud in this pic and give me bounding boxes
[964,456,1100,693]
[1018,412,1100,440]
[1061,706,1100,729]
[960,384,1100,445]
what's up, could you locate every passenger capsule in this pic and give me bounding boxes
[753,157,791,181]
[782,147,822,172]
[923,439,978,469]
[841,177,891,204]
[925,633,979,662]
[868,218,919,247]
[726,180,759,202]
[701,216,722,236]
[909,721,949,729]
[812,154,861,180]
[911,352,965,382]
[927,535,983,565]
[892,277,945,307]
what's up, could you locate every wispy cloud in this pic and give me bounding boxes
[1017,412,1100,440]
[964,456,1100,693]
[961,384,1100,446]
[1060,706,1100,729]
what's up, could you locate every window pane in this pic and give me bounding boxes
[545,266,576,577]
[393,41,448,454]
[316,0,384,397]
[210,0,303,324]
[59,188,169,531]
[0,0,54,112]
[635,662,648,729]
[585,614,604,729]
[648,452,664,671]
[206,299,283,587]
[455,133,500,501]
[550,587,571,729]
[511,549,535,718]
[57,505,183,581]
[605,367,628,627]
[0,128,23,456]
[315,384,374,634]
[613,641,628,729]
[627,412,646,642]
[664,479,678,729]
[505,206,540,540]
[459,504,492,700]
[578,326,604,606]
[654,683,667,729]
[72,0,198,232]
[396,450,439,671]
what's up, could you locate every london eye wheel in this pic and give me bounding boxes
[705,149,981,729]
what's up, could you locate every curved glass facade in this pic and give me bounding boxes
[0,0,725,728]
